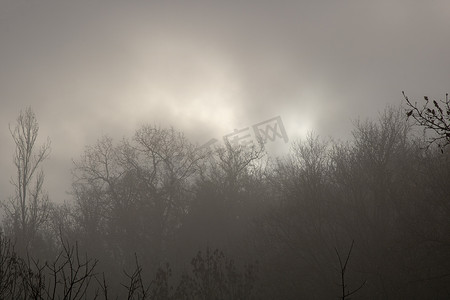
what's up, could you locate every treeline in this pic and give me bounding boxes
[1,107,449,299]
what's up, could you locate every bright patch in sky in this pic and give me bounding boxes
[110,36,243,140]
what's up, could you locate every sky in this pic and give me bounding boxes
[1,0,450,203]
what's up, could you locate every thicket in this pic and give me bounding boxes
[2,105,449,299]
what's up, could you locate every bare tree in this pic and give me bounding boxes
[205,139,265,195]
[71,126,206,271]
[4,107,51,254]
[335,240,366,300]
[403,91,450,151]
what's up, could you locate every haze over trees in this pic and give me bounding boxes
[1,100,449,299]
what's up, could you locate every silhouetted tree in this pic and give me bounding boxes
[334,240,366,300]
[3,107,51,255]
[258,133,337,298]
[71,126,205,273]
[175,247,258,300]
[403,91,450,151]
[179,141,265,259]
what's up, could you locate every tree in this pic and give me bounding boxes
[71,126,205,272]
[334,240,366,300]
[175,247,258,300]
[180,141,265,253]
[258,133,338,299]
[403,91,450,151]
[3,107,51,254]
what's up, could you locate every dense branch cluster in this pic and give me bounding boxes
[1,106,449,299]
[403,91,450,151]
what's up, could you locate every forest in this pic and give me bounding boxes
[1,98,449,299]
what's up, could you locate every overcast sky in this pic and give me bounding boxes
[1,0,449,203]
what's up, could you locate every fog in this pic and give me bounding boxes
[1,1,449,299]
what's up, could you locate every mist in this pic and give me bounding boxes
[1,1,450,299]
